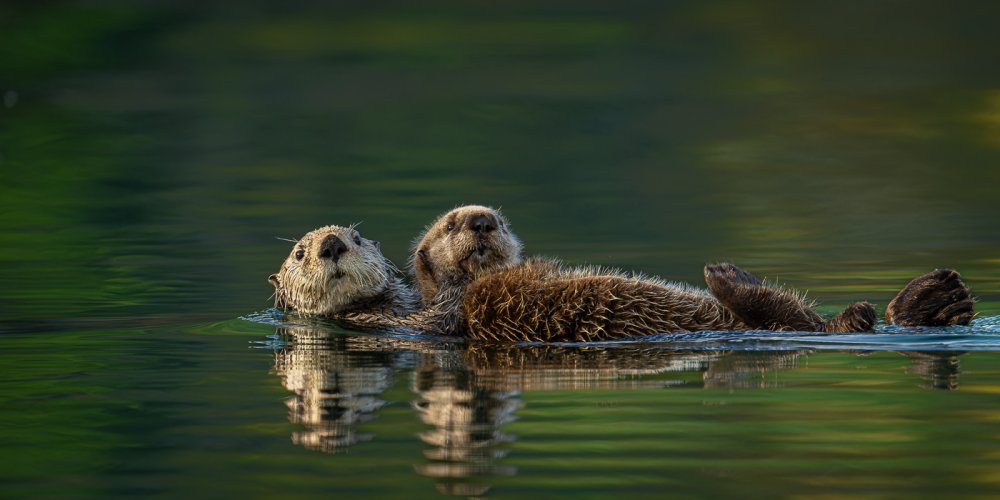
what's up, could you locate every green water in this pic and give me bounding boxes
[3,1,1000,497]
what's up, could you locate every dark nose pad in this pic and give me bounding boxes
[469,214,497,234]
[318,235,348,262]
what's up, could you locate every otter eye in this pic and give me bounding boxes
[294,249,305,260]
[445,223,455,232]
[353,234,361,245]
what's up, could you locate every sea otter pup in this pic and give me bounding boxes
[268,225,420,327]
[410,206,879,341]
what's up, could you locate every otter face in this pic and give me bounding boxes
[269,225,393,316]
[411,205,522,303]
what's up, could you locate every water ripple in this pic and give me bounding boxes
[625,316,1000,351]
[241,310,1000,352]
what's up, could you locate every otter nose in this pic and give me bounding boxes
[469,214,497,234]
[318,235,348,262]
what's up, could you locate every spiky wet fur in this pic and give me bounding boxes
[704,262,876,332]
[704,262,977,332]
[461,257,746,342]
[885,269,975,326]
[268,214,973,341]
[410,206,748,340]
[269,225,420,326]
[412,206,887,341]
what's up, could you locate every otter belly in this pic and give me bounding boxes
[463,271,745,342]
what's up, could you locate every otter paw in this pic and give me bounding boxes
[704,262,761,304]
[886,269,975,326]
[704,263,824,330]
[825,301,876,333]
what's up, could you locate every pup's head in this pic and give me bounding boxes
[411,205,522,303]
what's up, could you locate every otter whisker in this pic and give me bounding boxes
[269,224,422,322]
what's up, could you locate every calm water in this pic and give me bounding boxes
[4,1,1000,497]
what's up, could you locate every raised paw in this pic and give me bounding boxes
[886,269,975,326]
[825,301,876,333]
[705,262,824,331]
[704,262,761,305]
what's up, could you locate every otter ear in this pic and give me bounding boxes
[417,249,435,280]
[268,273,280,288]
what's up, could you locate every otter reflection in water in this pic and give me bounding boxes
[271,325,420,453]
[904,351,964,391]
[270,325,968,495]
[270,325,806,493]
[411,350,520,497]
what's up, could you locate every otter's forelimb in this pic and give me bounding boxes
[704,262,876,333]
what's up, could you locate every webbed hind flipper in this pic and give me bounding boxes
[886,269,975,326]
[705,263,825,331]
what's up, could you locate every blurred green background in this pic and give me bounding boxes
[3,1,1000,328]
[5,2,1000,498]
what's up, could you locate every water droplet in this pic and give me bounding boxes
[3,90,17,108]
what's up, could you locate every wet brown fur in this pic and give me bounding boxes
[885,269,975,326]
[705,263,975,331]
[704,262,877,332]
[461,257,746,342]
[412,206,877,341]
[267,212,975,341]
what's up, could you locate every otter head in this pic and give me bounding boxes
[411,205,523,304]
[269,225,394,316]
